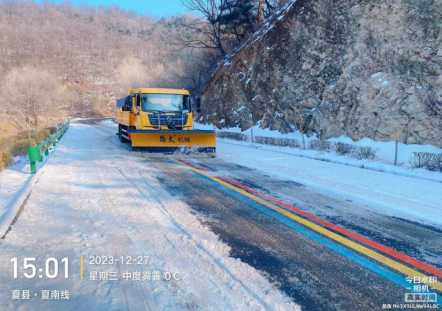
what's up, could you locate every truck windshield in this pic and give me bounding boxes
[141,94,183,112]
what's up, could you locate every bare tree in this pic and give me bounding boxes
[0,0,215,136]
[257,0,265,23]
[1,66,73,133]
[182,0,229,55]
[181,0,286,55]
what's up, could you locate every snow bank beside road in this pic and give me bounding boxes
[328,135,442,167]
[216,139,442,228]
[0,157,32,222]
[195,122,442,183]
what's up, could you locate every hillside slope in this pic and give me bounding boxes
[202,0,442,147]
[0,1,209,137]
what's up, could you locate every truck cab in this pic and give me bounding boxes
[116,88,215,154]
[116,88,194,137]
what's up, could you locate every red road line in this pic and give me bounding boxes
[178,159,442,279]
[179,159,204,171]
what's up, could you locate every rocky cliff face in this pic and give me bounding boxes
[202,0,442,146]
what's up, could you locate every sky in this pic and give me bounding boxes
[43,0,192,17]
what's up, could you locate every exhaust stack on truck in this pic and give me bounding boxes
[116,88,216,155]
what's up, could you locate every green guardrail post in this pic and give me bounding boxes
[26,120,69,174]
[28,145,41,174]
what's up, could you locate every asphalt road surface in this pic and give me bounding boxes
[152,156,441,311]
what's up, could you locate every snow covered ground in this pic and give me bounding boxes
[215,138,442,228]
[1,119,440,310]
[0,121,298,311]
[0,157,32,221]
[195,123,442,179]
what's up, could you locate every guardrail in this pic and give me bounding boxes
[27,121,70,174]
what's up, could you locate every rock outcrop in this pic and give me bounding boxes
[202,0,442,146]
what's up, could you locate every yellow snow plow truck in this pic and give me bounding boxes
[116,88,216,155]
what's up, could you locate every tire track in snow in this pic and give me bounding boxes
[87,122,289,309]
[113,162,273,311]
[93,162,155,311]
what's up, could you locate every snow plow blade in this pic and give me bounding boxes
[127,129,216,154]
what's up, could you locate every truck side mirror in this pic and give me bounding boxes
[135,94,141,112]
[184,96,191,112]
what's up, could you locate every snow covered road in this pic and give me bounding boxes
[0,121,297,311]
[0,120,440,311]
[216,139,442,227]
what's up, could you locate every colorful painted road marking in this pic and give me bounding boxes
[178,159,442,293]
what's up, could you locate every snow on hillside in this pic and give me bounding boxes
[217,0,298,71]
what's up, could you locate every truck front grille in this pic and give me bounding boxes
[148,113,188,129]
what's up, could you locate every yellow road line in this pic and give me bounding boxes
[80,255,84,280]
[185,164,442,292]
